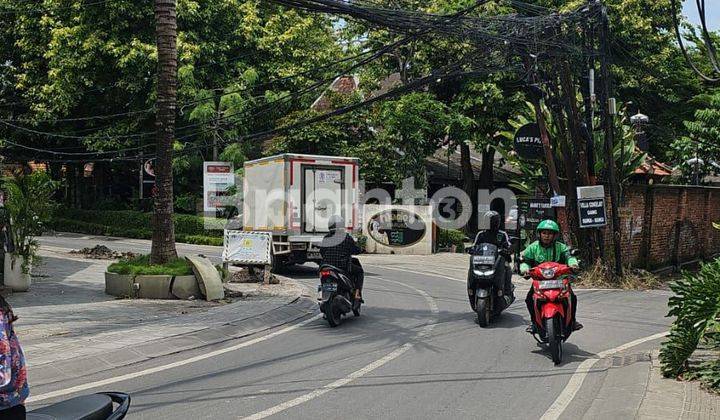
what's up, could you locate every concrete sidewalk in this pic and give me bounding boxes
[8,246,316,387]
[637,351,720,419]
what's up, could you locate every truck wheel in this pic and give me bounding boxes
[271,253,286,274]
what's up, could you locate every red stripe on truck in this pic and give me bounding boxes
[288,158,317,185]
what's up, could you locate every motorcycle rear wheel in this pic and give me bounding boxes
[326,297,341,327]
[545,316,563,365]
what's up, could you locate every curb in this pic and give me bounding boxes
[28,293,317,387]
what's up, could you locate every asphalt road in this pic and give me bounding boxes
[30,234,672,419]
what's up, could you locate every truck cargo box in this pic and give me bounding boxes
[243,154,360,236]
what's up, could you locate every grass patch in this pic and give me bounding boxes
[107,254,193,276]
[574,261,664,290]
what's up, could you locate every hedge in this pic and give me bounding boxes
[438,229,467,252]
[54,208,221,237]
[50,208,225,246]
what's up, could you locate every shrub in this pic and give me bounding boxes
[438,229,466,252]
[660,258,720,384]
[52,207,223,238]
[107,254,193,276]
[4,171,58,272]
[177,235,224,246]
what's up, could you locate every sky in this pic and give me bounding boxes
[683,1,720,30]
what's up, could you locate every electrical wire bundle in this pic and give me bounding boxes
[0,0,597,163]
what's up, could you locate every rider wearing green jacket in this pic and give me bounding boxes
[520,220,582,333]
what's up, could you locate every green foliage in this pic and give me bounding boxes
[438,228,466,252]
[52,208,222,238]
[3,171,58,272]
[356,235,367,252]
[660,259,720,380]
[670,91,720,184]
[592,107,647,184]
[178,235,224,246]
[107,254,193,276]
[174,193,199,214]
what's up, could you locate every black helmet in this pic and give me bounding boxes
[484,211,501,232]
[328,215,345,231]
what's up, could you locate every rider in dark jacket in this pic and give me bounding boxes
[467,211,514,309]
[319,215,364,305]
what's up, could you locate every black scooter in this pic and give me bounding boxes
[28,392,130,420]
[317,263,361,327]
[466,241,516,327]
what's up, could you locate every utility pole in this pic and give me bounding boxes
[212,88,222,161]
[597,1,624,277]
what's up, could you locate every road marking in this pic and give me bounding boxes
[27,314,322,404]
[540,331,669,420]
[365,264,466,283]
[240,278,439,420]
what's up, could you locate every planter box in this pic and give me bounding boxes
[4,254,30,292]
[135,275,175,299]
[104,272,135,298]
[105,272,200,299]
[171,275,201,299]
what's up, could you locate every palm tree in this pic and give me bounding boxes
[151,0,178,263]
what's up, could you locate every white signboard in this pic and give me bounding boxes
[223,230,271,265]
[203,161,235,212]
[550,195,566,207]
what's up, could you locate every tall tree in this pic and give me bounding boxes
[152,0,178,264]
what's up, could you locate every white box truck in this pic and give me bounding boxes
[243,153,360,272]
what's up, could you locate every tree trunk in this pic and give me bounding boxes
[151,0,178,264]
[460,142,478,234]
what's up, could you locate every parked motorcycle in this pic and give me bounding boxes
[28,392,130,420]
[527,261,577,365]
[467,242,516,327]
[317,264,360,327]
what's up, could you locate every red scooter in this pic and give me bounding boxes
[527,261,577,365]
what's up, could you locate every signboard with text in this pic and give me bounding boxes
[203,161,235,212]
[518,199,557,231]
[513,123,544,160]
[578,198,607,228]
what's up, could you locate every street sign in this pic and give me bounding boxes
[367,208,427,247]
[550,195,566,207]
[223,230,271,265]
[578,198,607,228]
[513,123,544,160]
[203,161,235,212]
[518,199,556,230]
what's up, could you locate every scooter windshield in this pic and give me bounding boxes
[472,243,498,265]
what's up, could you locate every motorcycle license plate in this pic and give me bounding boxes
[538,280,563,289]
[322,283,338,292]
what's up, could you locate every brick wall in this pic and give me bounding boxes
[601,185,720,269]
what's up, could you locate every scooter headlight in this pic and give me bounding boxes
[541,268,557,279]
[473,268,495,277]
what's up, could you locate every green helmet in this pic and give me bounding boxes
[536,219,560,233]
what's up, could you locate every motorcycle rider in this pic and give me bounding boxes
[319,215,364,308]
[519,219,582,333]
[467,211,514,309]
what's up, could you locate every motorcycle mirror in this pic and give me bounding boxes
[463,236,471,242]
